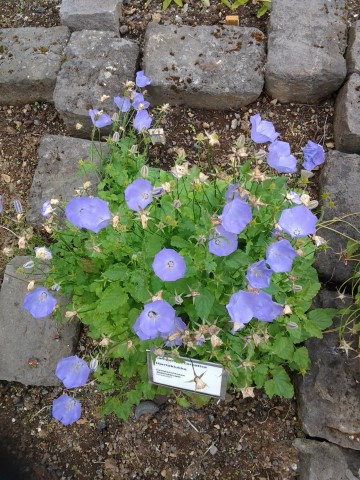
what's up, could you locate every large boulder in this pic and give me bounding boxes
[27,135,108,227]
[53,30,139,137]
[0,27,70,105]
[347,20,360,75]
[294,439,360,480]
[265,0,347,103]
[60,0,123,33]
[315,150,360,284]
[0,257,80,386]
[142,23,266,110]
[296,290,360,451]
[333,73,360,154]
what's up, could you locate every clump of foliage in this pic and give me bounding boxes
[21,73,336,423]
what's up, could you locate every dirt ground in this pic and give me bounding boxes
[0,1,358,479]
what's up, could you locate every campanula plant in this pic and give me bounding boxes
[22,73,336,422]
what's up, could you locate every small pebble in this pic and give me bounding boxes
[96,420,107,430]
[209,445,218,455]
[33,6,46,13]
[134,400,159,420]
[119,25,129,35]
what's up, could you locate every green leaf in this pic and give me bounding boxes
[272,336,294,360]
[102,264,129,282]
[170,235,189,249]
[256,3,270,17]
[223,250,251,269]
[97,284,128,313]
[126,389,143,406]
[307,308,337,329]
[303,319,323,338]
[253,364,268,388]
[293,347,309,370]
[265,367,294,398]
[194,288,215,319]
[173,0,183,6]
[162,0,172,9]
[108,341,131,360]
[177,396,190,407]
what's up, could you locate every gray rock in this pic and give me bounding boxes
[294,439,360,480]
[334,74,360,154]
[347,21,360,75]
[142,23,265,110]
[296,289,360,451]
[27,135,108,227]
[53,30,139,137]
[0,27,70,105]
[60,0,123,33]
[315,150,360,284]
[0,257,80,386]
[265,0,347,103]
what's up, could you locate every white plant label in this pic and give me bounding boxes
[147,351,228,398]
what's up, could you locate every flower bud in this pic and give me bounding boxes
[286,321,299,330]
[89,358,99,372]
[112,131,120,142]
[65,311,77,318]
[27,280,35,291]
[174,294,183,305]
[23,260,35,270]
[13,199,23,214]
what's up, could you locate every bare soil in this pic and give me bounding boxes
[0,1,358,479]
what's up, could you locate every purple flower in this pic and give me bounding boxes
[114,96,131,112]
[124,178,153,211]
[266,239,297,273]
[287,191,302,204]
[88,109,112,128]
[52,394,81,426]
[226,290,255,326]
[250,113,279,144]
[133,300,176,340]
[0,195,2,214]
[246,260,273,289]
[152,248,186,282]
[55,356,91,388]
[23,287,57,318]
[208,225,238,257]
[270,227,283,238]
[251,290,283,322]
[132,92,150,110]
[162,317,186,347]
[267,141,297,173]
[227,289,282,327]
[134,109,152,132]
[13,199,23,214]
[302,141,325,171]
[278,205,317,238]
[65,197,111,233]
[224,184,240,203]
[136,70,151,88]
[220,198,252,234]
